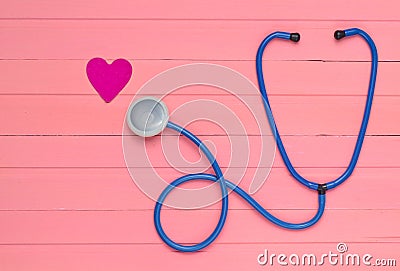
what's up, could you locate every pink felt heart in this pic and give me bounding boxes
[86,58,132,103]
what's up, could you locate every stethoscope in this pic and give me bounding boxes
[126,28,378,252]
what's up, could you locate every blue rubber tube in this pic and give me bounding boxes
[154,28,377,252]
[256,28,378,190]
[154,121,325,252]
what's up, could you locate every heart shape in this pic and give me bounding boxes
[86,58,133,103]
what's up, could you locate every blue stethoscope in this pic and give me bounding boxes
[126,28,378,252]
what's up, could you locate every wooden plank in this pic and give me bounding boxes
[0,167,398,210]
[2,60,394,96]
[1,243,398,271]
[0,209,398,244]
[1,0,399,21]
[0,20,396,61]
[0,95,397,136]
[0,135,398,168]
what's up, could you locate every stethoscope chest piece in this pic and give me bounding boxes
[126,96,169,137]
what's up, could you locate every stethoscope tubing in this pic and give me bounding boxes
[154,28,378,252]
[256,28,378,191]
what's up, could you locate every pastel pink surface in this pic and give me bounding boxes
[1,168,399,210]
[3,20,400,61]
[1,60,398,96]
[86,58,132,102]
[1,0,399,20]
[0,95,399,135]
[0,1,399,271]
[1,244,397,271]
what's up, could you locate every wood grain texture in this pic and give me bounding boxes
[0,20,399,61]
[1,0,399,269]
[0,243,398,271]
[1,60,397,96]
[1,95,398,135]
[0,0,399,21]
[0,167,398,211]
[1,135,397,168]
[0,210,399,244]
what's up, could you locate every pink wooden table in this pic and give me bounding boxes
[0,1,399,270]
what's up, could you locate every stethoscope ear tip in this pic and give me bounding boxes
[334,30,346,40]
[126,96,169,137]
[290,33,300,42]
